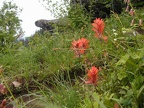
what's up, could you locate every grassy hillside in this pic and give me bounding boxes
[0,5,144,108]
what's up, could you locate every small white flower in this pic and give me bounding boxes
[122,30,126,34]
[112,29,116,32]
[114,33,118,36]
[114,38,117,41]
[133,31,137,36]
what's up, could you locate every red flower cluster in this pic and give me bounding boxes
[85,66,99,85]
[71,38,89,57]
[92,18,108,42]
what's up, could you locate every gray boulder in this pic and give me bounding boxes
[35,19,59,33]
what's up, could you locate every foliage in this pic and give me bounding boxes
[131,0,144,7]
[0,1,22,52]
[0,0,144,108]
[39,0,70,18]
[68,3,90,29]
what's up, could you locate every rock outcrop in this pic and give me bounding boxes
[35,19,59,33]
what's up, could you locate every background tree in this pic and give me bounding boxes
[0,1,22,52]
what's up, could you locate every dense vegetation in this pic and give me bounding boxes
[0,0,144,108]
[0,1,22,53]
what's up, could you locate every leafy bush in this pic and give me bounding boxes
[0,1,22,53]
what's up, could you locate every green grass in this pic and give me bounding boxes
[0,7,144,108]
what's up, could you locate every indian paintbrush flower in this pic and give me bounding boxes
[129,9,135,16]
[71,38,89,57]
[92,18,108,42]
[85,66,99,85]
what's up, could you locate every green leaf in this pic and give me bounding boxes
[116,54,130,66]
[129,52,140,60]
[137,85,144,98]
[117,71,127,80]
[93,102,99,108]
[139,48,144,58]
[93,93,107,108]
[119,90,126,95]
[103,97,114,108]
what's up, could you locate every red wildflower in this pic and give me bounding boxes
[92,18,108,42]
[92,18,105,36]
[78,38,89,49]
[71,38,89,57]
[129,9,135,16]
[85,66,99,85]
